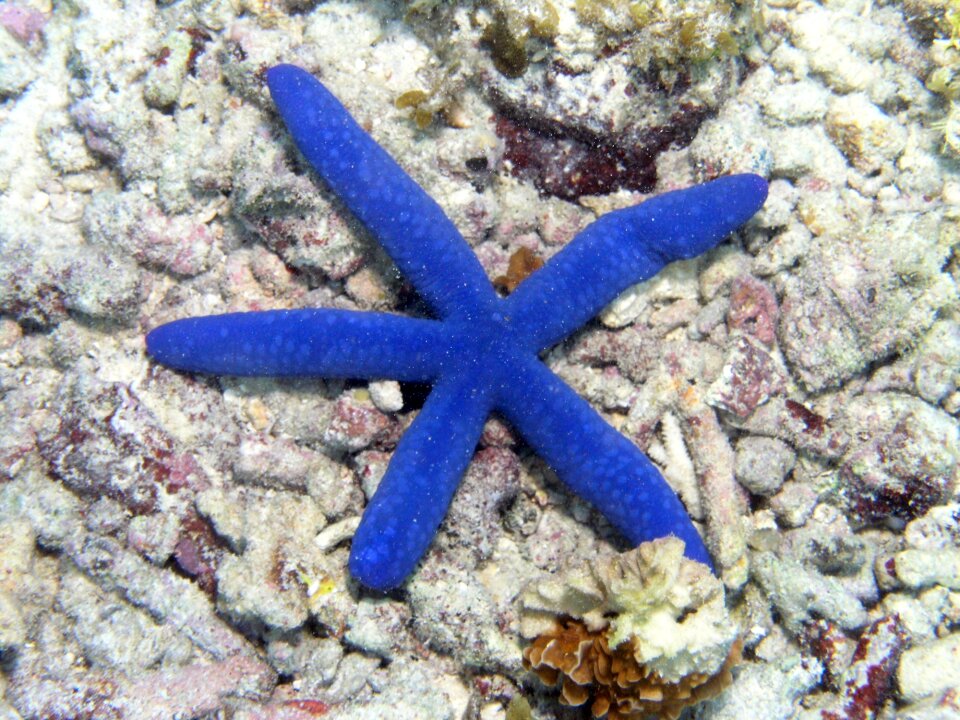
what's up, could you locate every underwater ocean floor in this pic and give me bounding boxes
[0,0,958,718]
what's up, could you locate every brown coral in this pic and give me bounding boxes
[519,538,741,719]
[524,620,741,720]
[494,246,544,294]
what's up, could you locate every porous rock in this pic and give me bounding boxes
[898,633,960,704]
[734,436,795,497]
[780,210,956,392]
[825,93,908,174]
[839,393,958,526]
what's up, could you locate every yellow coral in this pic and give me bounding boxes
[931,101,960,155]
[574,0,750,66]
[947,0,960,47]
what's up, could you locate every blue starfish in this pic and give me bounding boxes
[147,65,768,592]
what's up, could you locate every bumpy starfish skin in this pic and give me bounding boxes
[147,65,769,592]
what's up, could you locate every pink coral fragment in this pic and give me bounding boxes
[728,274,779,346]
[0,2,46,44]
[819,615,906,720]
[708,335,786,418]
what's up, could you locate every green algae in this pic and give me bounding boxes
[481,1,559,78]
[917,0,960,152]
[574,0,752,66]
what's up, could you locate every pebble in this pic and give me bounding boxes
[789,7,880,92]
[752,552,869,632]
[882,549,960,591]
[707,336,786,418]
[759,80,830,124]
[734,437,796,497]
[898,633,960,704]
[825,93,908,174]
[704,652,823,720]
[368,380,404,413]
[769,481,818,528]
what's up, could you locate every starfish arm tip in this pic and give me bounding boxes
[265,63,300,92]
[348,373,492,590]
[265,64,495,320]
[146,310,446,380]
[145,319,200,371]
[640,173,768,261]
[497,357,714,571]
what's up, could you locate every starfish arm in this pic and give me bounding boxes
[146,309,446,381]
[496,354,712,567]
[266,65,496,320]
[349,371,493,591]
[505,174,769,351]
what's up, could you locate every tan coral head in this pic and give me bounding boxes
[520,537,741,720]
[524,619,741,720]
